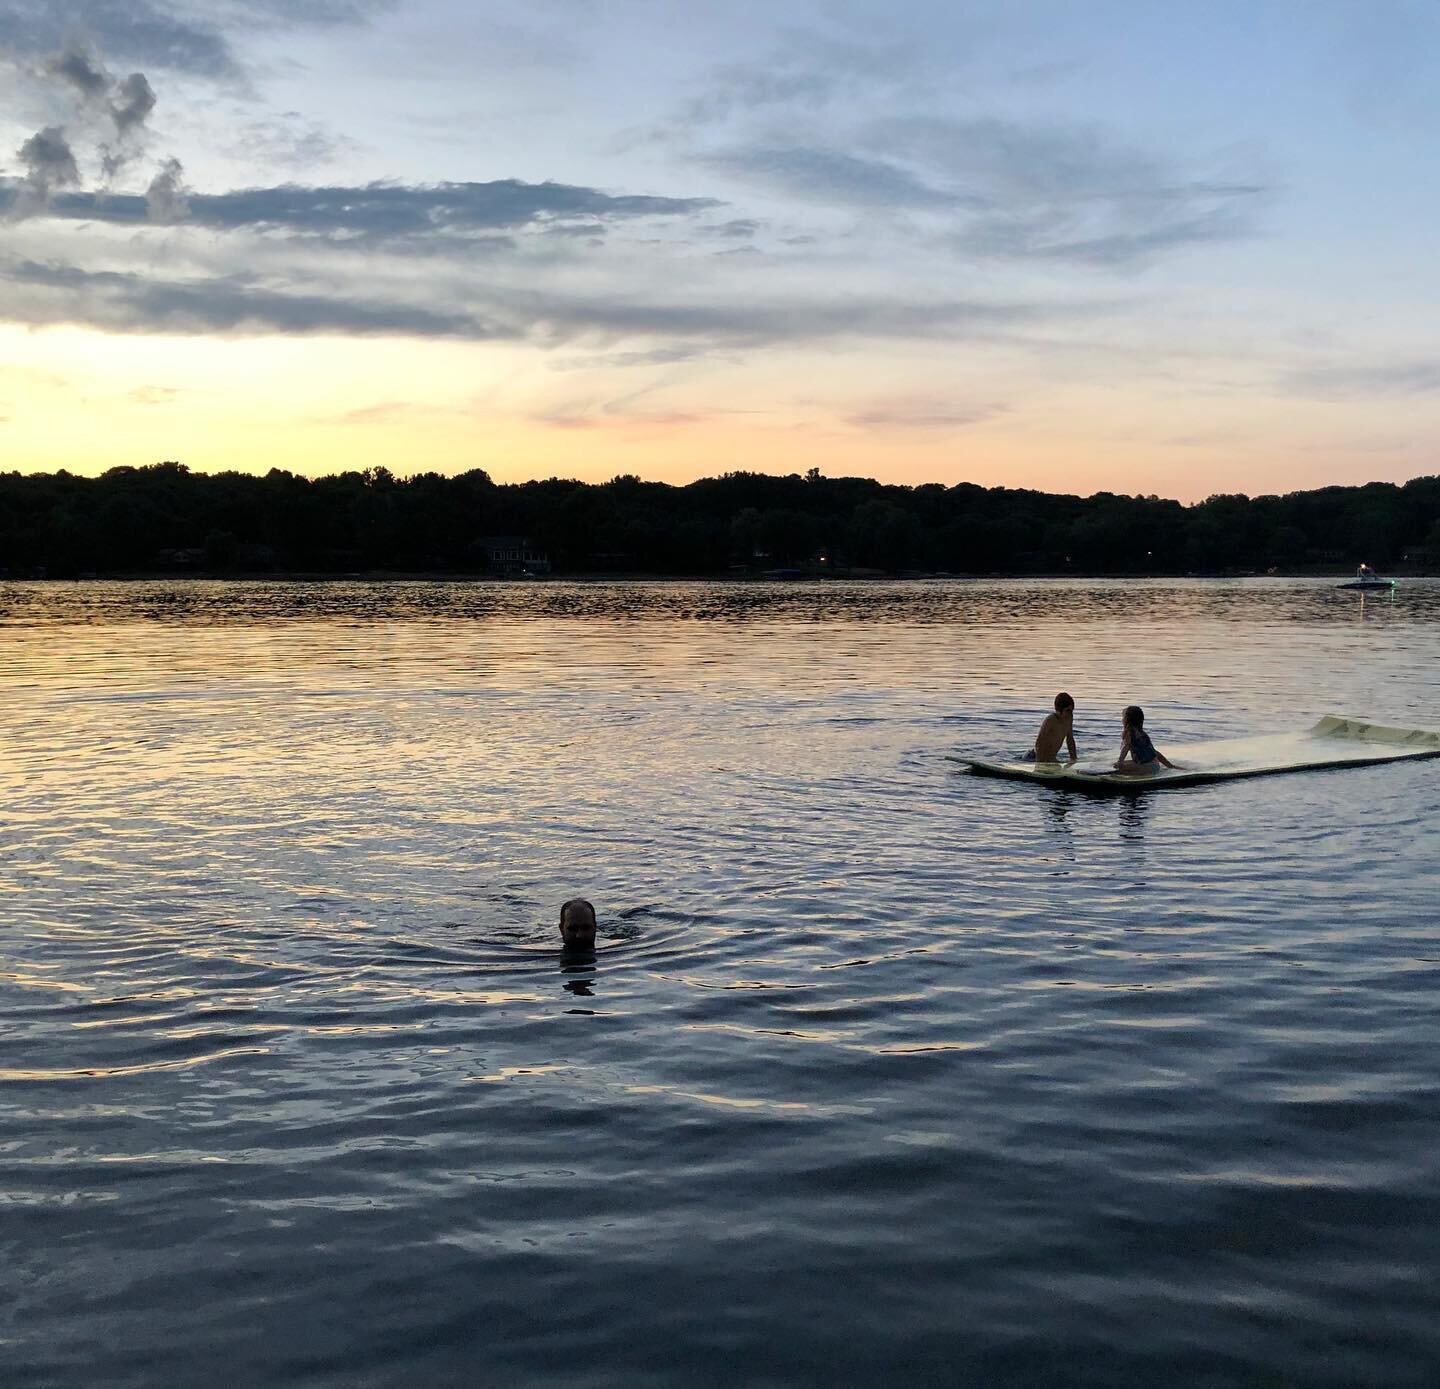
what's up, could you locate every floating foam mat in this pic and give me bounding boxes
[948,716,1440,793]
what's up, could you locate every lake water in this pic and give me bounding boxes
[3,578,1438,1387]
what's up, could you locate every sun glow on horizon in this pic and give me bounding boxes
[4,322,1432,504]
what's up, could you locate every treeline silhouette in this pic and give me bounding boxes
[3,463,1438,577]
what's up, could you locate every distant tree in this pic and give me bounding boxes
[204,529,239,570]
[1269,525,1308,565]
[730,507,762,562]
[1,463,1436,578]
[757,508,813,564]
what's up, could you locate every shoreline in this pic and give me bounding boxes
[2,568,1434,584]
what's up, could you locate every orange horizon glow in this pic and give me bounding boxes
[3,325,1433,506]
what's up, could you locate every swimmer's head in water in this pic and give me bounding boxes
[1054,692,1074,714]
[559,898,597,947]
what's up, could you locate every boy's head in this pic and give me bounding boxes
[1054,692,1074,715]
[559,897,597,948]
[1123,704,1144,729]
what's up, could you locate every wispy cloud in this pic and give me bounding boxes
[549,345,720,371]
[318,400,445,426]
[1279,360,1440,401]
[954,200,1257,268]
[701,145,972,210]
[128,384,180,404]
[865,116,1268,267]
[670,27,922,132]
[530,403,710,432]
[846,397,1008,430]
[857,116,1188,204]
[0,242,1063,350]
[224,113,357,172]
[698,115,1267,268]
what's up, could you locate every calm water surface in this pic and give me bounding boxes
[3,579,1438,1387]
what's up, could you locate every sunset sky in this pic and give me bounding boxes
[2,0,1438,500]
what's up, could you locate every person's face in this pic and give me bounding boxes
[560,908,596,947]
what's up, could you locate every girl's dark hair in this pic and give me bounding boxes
[1123,705,1144,727]
[1054,692,1074,712]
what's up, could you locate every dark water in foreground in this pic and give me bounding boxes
[3,579,1438,1387]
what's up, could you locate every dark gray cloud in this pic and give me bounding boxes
[13,126,80,212]
[1,256,490,337]
[18,126,79,184]
[1279,361,1440,401]
[0,1,235,77]
[0,176,722,238]
[702,145,969,210]
[145,156,187,221]
[100,70,159,179]
[0,0,392,78]
[18,34,163,184]
[187,179,722,236]
[45,38,109,97]
[711,218,759,239]
[111,71,156,133]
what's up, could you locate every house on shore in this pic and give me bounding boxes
[477,535,550,576]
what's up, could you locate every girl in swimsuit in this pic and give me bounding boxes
[1114,704,1176,776]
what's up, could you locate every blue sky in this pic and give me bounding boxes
[1,0,1437,497]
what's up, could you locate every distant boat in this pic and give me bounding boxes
[1337,564,1395,592]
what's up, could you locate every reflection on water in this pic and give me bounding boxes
[2,579,1439,1387]
[1117,795,1150,843]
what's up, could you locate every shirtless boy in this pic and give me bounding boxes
[1030,692,1077,762]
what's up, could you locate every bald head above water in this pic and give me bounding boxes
[559,898,597,948]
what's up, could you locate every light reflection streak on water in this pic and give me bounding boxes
[1,578,1438,1386]
[1,1047,274,1081]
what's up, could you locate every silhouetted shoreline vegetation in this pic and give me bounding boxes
[2,463,1437,579]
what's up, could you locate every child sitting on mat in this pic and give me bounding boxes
[1114,705,1177,776]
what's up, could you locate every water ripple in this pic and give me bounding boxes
[2,578,1438,1387]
